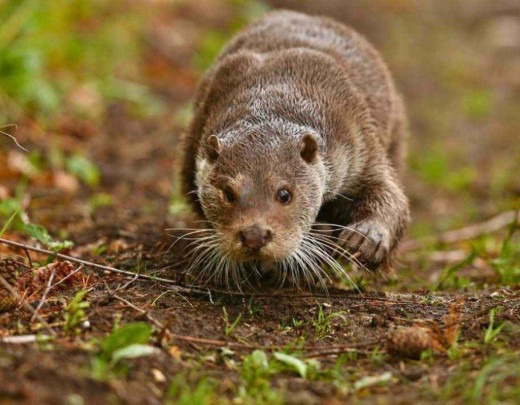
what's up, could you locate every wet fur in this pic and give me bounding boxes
[181,10,410,275]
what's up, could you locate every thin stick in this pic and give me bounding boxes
[400,209,520,252]
[0,127,28,152]
[113,294,166,329]
[22,246,33,268]
[0,237,429,305]
[0,274,56,336]
[30,267,56,322]
[305,348,377,358]
[0,237,204,295]
[1,334,53,344]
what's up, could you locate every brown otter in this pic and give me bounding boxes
[181,10,410,286]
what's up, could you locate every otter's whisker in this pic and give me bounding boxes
[310,223,371,243]
[303,234,359,291]
[309,232,372,275]
[166,228,216,253]
[300,238,332,291]
[301,238,333,289]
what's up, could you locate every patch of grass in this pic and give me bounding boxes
[222,306,242,336]
[410,145,476,192]
[166,372,221,405]
[434,251,476,290]
[238,350,283,404]
[483,308,505,345]
[491,223,520,284]
[247,295,262,318]
[312,304,347,339]
[436,353,520,404]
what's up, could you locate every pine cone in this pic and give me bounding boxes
[387,327,433,359]
[0,257,23,312]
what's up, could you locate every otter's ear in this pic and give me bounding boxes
[300,133,319,164]
[204,135,221,162]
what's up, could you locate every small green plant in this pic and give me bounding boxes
[238,350,282,404]
[484,308,505,345]
[247,295,262,317]
[273,352,320,380]
[438,353,520,403]
[491,219,520,284]
[65,154,100,187]
[292,317,304,329]
[64,290,90,335]
[0,208,19,237]
[24,223,74,252]
[222,307,242,336]
[91,322,156,380]
[434,251,476,290]
[312,304,346,339]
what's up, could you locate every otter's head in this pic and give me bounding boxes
[195,125,327,265]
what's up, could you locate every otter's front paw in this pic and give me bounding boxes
[337,220,392,268]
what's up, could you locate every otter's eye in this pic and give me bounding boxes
[276,188,292,205]
[222,187,237,203]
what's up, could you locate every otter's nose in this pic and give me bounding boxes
[238,225,273,251]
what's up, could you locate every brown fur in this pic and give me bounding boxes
[181,10,410,274]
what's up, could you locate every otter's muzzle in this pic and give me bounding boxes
[238,225,273,252]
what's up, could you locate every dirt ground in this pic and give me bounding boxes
[1,1,519,404]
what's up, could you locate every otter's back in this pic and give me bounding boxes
[219,10,397,139]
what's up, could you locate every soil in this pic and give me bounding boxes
[1,0,519,404]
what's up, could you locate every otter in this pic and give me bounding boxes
[181,10,410,286]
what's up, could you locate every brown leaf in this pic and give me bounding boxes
[17,261,80,299]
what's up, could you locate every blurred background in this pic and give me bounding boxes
[0,0,519,285]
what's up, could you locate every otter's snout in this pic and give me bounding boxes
[238,225,273,252]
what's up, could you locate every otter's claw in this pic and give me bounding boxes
[337,221,391,268]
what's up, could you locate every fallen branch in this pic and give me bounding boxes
[400,209,520,252]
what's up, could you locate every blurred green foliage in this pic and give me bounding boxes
[0,0,159,123]
[410,146,477,192]
[65,154,100,187]
[193,0,270,71]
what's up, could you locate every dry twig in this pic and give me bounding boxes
[0,237,432,305]
[0,125,28,152]
[0,237,202,294]
[401,209,520,252]
[30,267,57,322]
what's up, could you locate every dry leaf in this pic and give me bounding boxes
[17,261,79,298]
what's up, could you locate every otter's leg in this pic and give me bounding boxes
[318,162,410,270]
